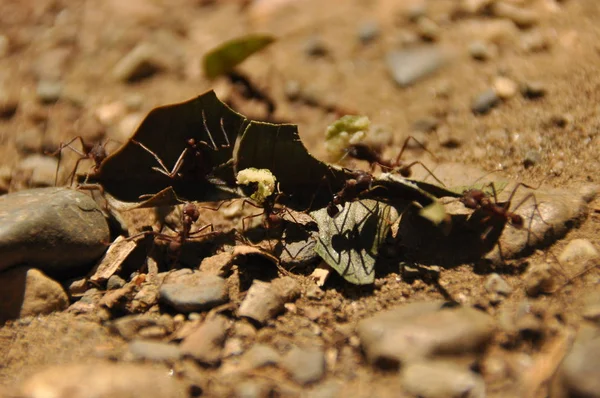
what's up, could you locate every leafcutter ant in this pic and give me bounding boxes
[49,136,115,186]
[129,202,214,267]
[326,170,374,218]
[345,136,444,186]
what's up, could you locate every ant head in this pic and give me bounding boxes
[399,167,411,178]
[182,203,200,222]
[90,143,108,165]
[510,213,523,228]
[187,138,196,147]
[355,171,373,187]
[327,202,340,218]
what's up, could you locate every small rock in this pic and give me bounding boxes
[468,40,497,61]
[400,361,486,398]
[357,21,380,44]
[580,184,599,203]
[484,273,512,296]
[0,93,18,120]
[223,337,244,358]
[18,362,187,397]
[67,277,89,297]
[417,17,440,42]
[582,294,600,323]
[284,80,301,101]
[128,339,181,363]
[0,187,110,272]
[0,34,9,57]
[240,344,280,370]
[95,101,127,126]
[521,81,546,99]
[281,345,326,385]
[159,272,228,313]
[461,0,493,14]
[520,30,550,52]
[358,303,495,368]
[107,275,126,290]
[113,43,165,83]
[13,155,58,188]
[0,267,69,324]
[523,150,541,168]
[555,336,600,397]
[493,76,518,99]
[472,89,501,115]
[14,128,44,154]
[238,277,301,325]
[36,80,63,104]
[412,116,439,133]
[110,314,173,340]
[525,262,557,297]
[559,239,599,265]
[32,47,72,81]
[386,46,446,87]
[492,2,538,29]
[180,315,229,366]
[304,36,328,57]
[233,381,272,398]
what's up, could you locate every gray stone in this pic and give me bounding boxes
[386,47,446,87]
[417,17,440,42]
[159,272,228,313]
[521,81,546,99]
[18,362,187,398]
[525,262,558,297]
[13,155,58,188]
[15,128,44,154]
[554,336,600,398]
[36,80,63,104]
[128,339,181,362]
[401,361,486,398]
[559,239,599,267]
[468,40,496,61]
[240,343,280,370]
[238,277,300,325]
[523,150,541,168]
[358,303,495,368]
[112,43,165,83]
[484,273,512,296]
[472,89,500,115]
[180,315,229,366]
[0,267,69,324]
[281,345,326,385]
[0,188,110,272]
[107,274,126,290]
[357,21,380,44]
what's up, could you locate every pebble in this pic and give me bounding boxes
[281,345,326,385]
[520,30,550,53]
[523,149,541,168]
[127,339,181,363]
[238,277,301,325]
[358,303,495,368]
[461,0,493,14]
[521,81,546,99]
[493,76,518,99]
[468,40,497,61]
[471,89,501,115]
[0,267,69,324]
[107,274,126,290]
[112,43,165,83]
[0,93,18,120]
[180,315,229,366]
[0,187,110,273]
[159,272,228,313]
[240,343,280,370]
[555,336,600,397]
[36,80,63,104]
[416,17,440,42]
[14,127,44,154]
[110,314,173,340]
[491,2,539,29]
[400,361,486,398]
[304,36,328,57]
[559,239,599,265]
[13,155,58,188]
[524,262,557,297]
[484,273,512,296]
[18,362,187,397]
[386,46,446,87]
[0,34,9,58]
[357,21,380,44]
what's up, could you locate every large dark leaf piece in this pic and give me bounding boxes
[86,91,247,205]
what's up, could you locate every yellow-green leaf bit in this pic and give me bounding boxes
[325,115,370,159]
[236,168,276,204]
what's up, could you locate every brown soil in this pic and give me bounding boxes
[1,0,599,397]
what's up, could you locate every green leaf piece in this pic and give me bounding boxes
[324,115,370,159]
[311,200,399,285]
[203,34,275,79]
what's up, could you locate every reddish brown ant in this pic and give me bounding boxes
[49,136,114,186]
[326,170,374,218]
[132,110,233,183]
[345,136,445,186]
[128,202,214,266]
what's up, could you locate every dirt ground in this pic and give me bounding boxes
[1,0,600,397]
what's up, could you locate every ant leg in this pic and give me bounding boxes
[132,140,189,178]
[200,199,236,212]
[189,223,215,236]
[241,199,266,231]
[219,118,231,148]
[393,135,438,166]
[201,109,218,151]
[395,161,446,187]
